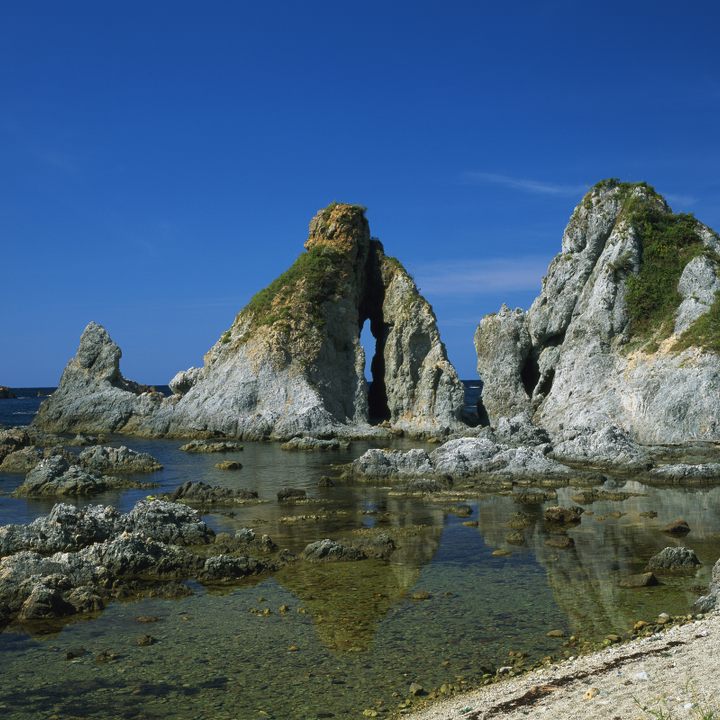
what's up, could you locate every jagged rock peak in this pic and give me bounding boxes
[305,202,370,252]
[35,203,464,440]
[476,179,720,444]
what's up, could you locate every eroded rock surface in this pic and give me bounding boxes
[13,456,147,497]
[349,436,572,482]
[79,445,162,473]
[34,204,463,441]
[475,180,720,445]
[0,500,276,627]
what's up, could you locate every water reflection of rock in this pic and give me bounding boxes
[475,484,720,639]
[276,519,442,652]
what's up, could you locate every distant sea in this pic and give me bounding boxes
[0,381,482,428]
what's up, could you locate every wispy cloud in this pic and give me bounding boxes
[413,256,551,296]
[664,193,698,208]
[463,171,588,197]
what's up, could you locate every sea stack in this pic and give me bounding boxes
[35,203,464,440]
[475,179,720,444]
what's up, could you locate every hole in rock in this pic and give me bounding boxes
[359,318,390,423]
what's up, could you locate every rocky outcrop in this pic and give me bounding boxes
[475,180,720,445]
[550,424,652,470]
[162,481,259,506]
[280,437,350,452]
[0,386,16,399]
[34,204,464,441]
[13,456,149,496]
[78,445,163,473]
[695,558,720,612]
[349,436,572,482]
[179,440,244,453]
[0,500,276,626]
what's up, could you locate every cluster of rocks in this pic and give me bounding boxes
[78,445,162,473]
[348,436,572,484]
[0,500,282,627]
[179,440,244,453]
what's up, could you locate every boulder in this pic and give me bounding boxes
[646,546,700,572]
[164,481,258,507]
[78,445,162,473]
[302,539,365,562]
[544,506,583,525]
[619,572,659,588]
[550,425,652,470]
[13,456,117,496]
[662,519,691,535]
[474,180,720,445]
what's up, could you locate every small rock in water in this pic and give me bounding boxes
[492,549,512,557]
[544,506,583,525]
[662,518,691,535]
[544,535,575,549]
[412,590,431,601]
[318,476,335,488]
[136,634,157,647]
[409,682,425,696]
[448,504,473,517]
[646,546,700,572]
[65,647,88,660]
[135,615,160,624]
[546,629,565,638]
[619,572,659,588]
[277,487,307,502]
[215,461,242,470]
[95,649,119,664]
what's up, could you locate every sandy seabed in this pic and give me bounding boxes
[407,612,719,720]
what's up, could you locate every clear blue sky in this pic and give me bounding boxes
[2,1,719,385]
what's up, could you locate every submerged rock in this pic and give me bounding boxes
[277,488,307,502]
[475,180,720,445]
[619,572,659,588]
[78,445,163,473]
[544,506,583,525]
[646,546,700,571]
[34,204,464,441]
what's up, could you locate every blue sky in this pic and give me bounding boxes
[2,1,719,385]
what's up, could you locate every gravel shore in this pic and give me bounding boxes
[406,612,719,720]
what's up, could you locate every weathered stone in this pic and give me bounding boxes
[695,557,720,612]
[544,506,583,525]
[277,488,307,502]
[551,425,652,470]
[79,445,162,473]
[0,446,43,473]
[164,481,258,507]
[544,535,575,549]
[179,440,244,453]
[650,463,720,481]
[34,205,464,441]
[619,572,659,588]
[280,437,350,452]
[302,539,365,561]
[663,519,691,535]
[215,461,243,470]
[475,180,720,445]
[646,546,700,572]
[13,456,120,497]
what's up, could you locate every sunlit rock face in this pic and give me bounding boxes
[35,204,464,440]
[475,180,720,445]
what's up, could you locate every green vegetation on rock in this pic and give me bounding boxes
[674,293,720,353]
[240,245,348,330]
[624,205,704,345]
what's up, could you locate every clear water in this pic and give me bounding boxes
[0,388,718,719]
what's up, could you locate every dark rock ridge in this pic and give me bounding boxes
[0,386,17,399]
[34,204,464,440]
[0,500,278,627]
[475,179,720,445]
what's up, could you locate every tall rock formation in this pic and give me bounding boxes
[475,179,720,445]
[35,203,464,440]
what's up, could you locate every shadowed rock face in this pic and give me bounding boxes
[475,180,720,444]
[35,204,464,440]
